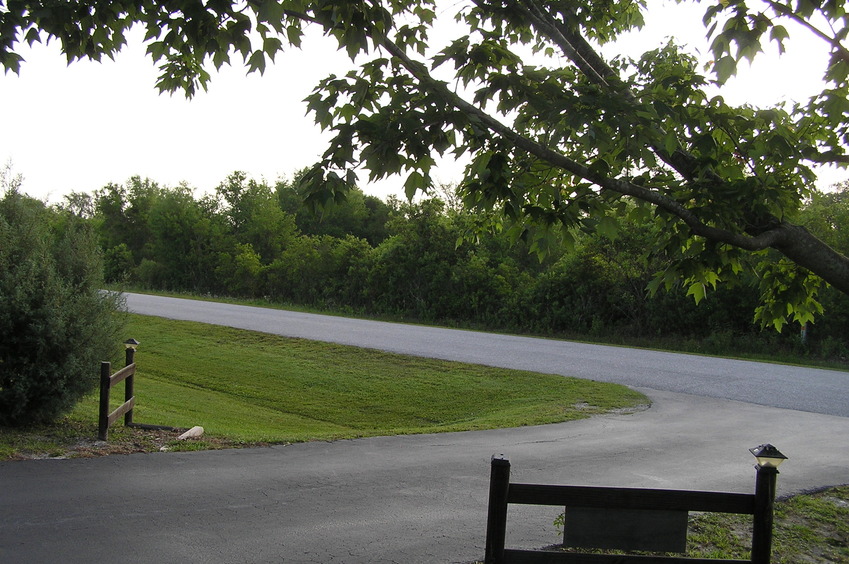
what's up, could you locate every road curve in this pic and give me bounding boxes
[124,292,849,417]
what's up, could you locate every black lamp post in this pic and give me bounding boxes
[750,443,787,564]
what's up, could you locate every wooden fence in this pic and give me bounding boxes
[484,456,778,564]
[97,344,137,441]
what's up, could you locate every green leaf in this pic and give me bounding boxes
[286,25,303,48]
[627,204,652,224]
[589,158,611,177]
[247,50,266,75]
[256,0,285,25]
[24,28,41,46]
[146,41,169,62]
[596,216,619,240]
[263,37,283,61]
[713,56,737,84]
[686,282,706,304]
[769,25,789,53]
[662,132,679,156]
[404,170,427,199]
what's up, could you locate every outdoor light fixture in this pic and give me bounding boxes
[749,443,788,469]
[124,338,140,351]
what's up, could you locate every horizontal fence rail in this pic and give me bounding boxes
[507,483,756,514]
[98,358,136,441]
[98,342,144,441]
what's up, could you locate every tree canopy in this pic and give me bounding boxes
[2,0,848,329]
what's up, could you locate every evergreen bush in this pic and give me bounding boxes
[0,188,123,426]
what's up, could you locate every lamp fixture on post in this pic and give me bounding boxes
[749,443,788,470]
[750,443,787,564]
[124,338,139,366]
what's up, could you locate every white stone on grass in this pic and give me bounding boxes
[177,426,204,440]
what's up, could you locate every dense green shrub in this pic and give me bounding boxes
[0,189,124,426]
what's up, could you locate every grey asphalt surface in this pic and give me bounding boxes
[1,293,848,563]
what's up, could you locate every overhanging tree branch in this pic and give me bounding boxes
[379,33,781,249]
[377,23,849,298]
[762,0,849,63]
[512,0,723,186]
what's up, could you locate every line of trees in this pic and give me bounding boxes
[61,171,849,361]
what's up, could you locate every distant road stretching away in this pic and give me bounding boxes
[124,293,848,417]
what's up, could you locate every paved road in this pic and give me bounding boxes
[124,293,849,417]
[1,293,848,563]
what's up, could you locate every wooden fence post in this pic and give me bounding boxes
[751,465,777,564]
[124,346,135,426]
[98,361,111,441]
[485,455,511,564]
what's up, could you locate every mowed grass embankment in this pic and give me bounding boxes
[2,314,648,458]
[94,314,649,439]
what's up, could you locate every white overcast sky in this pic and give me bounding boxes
[1,0,845,204]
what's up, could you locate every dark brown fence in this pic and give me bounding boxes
[485,456,779,564]
[97,344,137,441]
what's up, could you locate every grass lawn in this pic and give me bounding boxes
[0,314,648,459]
[687,485,849,563]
